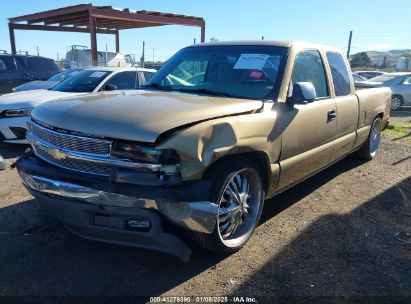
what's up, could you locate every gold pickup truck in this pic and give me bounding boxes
[16,41,391,261]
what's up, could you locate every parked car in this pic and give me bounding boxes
[13,68,83,92]
[0,67,156,143]
[0,54,59,94]
[16,41,391,261]
[356,72,411,110]
[352,73,367,85]
[353,71,385,80]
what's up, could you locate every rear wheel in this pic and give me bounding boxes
[356,117,382,160]
[391,95,403,111]
[190,158,265,254]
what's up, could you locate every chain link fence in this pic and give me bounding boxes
[345,33,410,118]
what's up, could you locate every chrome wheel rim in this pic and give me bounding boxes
[217,168,263,248]
[391,97,401,110]
[369,119,381,157]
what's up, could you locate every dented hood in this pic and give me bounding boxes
[31,90,263,143]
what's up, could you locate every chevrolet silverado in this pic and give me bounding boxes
[16,41,391,261]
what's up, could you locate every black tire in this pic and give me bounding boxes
[391,95,403,111]
[189,157,265,254]
[356,117,382,160]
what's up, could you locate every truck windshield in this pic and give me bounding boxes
[145,45,288,100]
[51,70,111,92]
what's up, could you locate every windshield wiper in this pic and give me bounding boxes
[142,83,172,91]
[143,84,239,98]
[175,88,235,98]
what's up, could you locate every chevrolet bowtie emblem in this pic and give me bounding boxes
[48,148,67,161]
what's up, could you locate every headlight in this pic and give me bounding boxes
[111,142,180,165]
[4,108,31,117]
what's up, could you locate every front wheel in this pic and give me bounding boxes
[190,159,265,254]
[356,117,382,160]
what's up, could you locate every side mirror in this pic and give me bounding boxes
[104,83,118,91]
[288,82,317,104]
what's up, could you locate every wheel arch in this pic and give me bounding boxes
[203,151,272,193]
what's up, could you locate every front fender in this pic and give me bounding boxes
[158,103,282,181]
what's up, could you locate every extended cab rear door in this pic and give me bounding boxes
[325,51,359,161]
[277,49,337,190]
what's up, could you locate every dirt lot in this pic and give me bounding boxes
[0,128,410,302]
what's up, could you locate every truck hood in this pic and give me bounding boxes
[31,90,263,143]
[0,89,84,111]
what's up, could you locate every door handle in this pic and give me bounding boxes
[328,109,337,121]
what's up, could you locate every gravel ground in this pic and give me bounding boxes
[0,131,410,302]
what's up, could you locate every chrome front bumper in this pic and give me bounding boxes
[19,171,218,234]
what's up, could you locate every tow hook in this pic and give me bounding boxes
[10,147,33,169]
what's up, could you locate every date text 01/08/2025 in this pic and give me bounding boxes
[149,296,258,303]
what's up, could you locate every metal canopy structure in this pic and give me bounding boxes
[8,4,205,65]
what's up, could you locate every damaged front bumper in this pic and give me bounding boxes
[16,156,218,261]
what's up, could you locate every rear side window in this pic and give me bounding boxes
[291,50,329,98]
[327,52,351,96]
[28,57,58,72]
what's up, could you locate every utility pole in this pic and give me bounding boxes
[346,30,353,59]
[151,48,155,64]
[37,46,39,56]
[105,44,108,66]
[193,38,196,45]
[141,41,145,68]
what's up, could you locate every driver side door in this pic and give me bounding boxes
[277,50,337,190]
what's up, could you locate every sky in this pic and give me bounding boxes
[1,0,410,61]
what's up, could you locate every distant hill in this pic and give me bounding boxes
[351,49,411,66]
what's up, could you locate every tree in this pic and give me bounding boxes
[350,52,372,68]
[209,37,219,42]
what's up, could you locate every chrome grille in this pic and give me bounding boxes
[33,145,115,176]
[29,121,111,155]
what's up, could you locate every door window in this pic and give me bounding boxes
[326,52,351,96]
[15,57,29,72]
[143,71,155,82]
[104,71,138,90]
[291,50,329,98]
[402,76,411,85]
[0,57,15,72]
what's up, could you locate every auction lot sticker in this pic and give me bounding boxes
[89,71,107,78]
[233,54,269,70]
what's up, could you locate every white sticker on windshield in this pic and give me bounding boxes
[233,54,269,70]
[89,71,107,78]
